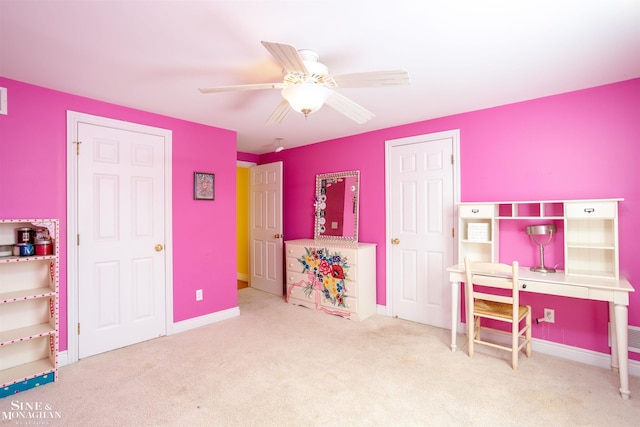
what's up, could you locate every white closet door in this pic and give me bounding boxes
[388,132,456,328]
[249,162,284,296]
[77,122,167,358]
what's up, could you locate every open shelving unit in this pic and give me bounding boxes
[458,204,499,264]
[0,219,59,398]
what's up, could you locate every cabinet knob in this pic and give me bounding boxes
[522,283,527,289]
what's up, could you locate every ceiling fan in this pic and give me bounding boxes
[198,41,410,124]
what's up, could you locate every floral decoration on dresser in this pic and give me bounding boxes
[297,247,350,307]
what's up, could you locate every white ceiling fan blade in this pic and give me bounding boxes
[266,99,292,124]
[331,70,410,88]
[324,90,375,124]
[199,82,284,93]
[261,41,309,74]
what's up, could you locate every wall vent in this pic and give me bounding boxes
[608,323,640,354]
[629,325,640,353]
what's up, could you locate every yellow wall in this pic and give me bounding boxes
[236,167,250,280]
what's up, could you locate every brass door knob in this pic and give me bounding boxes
[155,244,164,252]
[392,238,400,245]
[274,233,283,239]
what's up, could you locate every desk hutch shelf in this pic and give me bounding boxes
[458,199,622,279]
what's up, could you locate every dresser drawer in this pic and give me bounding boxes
[286,249,359,279]
[286,245,358,262]
[285,244,305,257]
[308,246,358,266]
[459,204,494,218]
[288,268,358,296]
[565,202,616,218]
[286,256,304,273]
[287,271,311,286]
[288,280,316,301]
[341,280,357,298]
[519,281,589,298]
[320,293,358,314]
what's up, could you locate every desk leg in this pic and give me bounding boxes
[609,303,619,372]
[613,303,630,399]
[451,280,459,352]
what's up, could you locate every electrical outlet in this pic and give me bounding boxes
[196,289,203,301]
[544,308,555,323]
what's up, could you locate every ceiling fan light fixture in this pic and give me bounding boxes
[282,83,330,118]
[199,41,409,124]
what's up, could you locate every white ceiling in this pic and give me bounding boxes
[1,1,639,154]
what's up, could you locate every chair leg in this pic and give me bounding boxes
[525,307,532,358]
[512,320,518,370]
[468,315,475,358]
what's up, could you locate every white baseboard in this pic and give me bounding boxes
[531,335,640,377]
[170,306,240,335]
[58,350,69,367]
[465,324,640,377]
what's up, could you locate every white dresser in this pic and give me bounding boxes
[285,239,377,321]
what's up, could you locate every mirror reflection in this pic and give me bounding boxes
[314,170,360,242]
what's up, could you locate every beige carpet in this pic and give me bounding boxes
[2,288,639,426]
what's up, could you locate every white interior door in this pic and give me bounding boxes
[386,131,458,328]
[249,162,284,296]
[76,121,168,358]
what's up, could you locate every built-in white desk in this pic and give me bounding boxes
[447,264,634,399]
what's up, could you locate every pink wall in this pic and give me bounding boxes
[237,152,259,163]
[260,78,640,358]
[0,77,238,351]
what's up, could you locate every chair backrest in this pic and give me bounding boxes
[464,257,520,318]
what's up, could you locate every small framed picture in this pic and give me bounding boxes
[194,172,215,200]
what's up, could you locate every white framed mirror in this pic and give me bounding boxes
[314,170,360,242]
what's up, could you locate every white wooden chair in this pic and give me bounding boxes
[464,257,532,370]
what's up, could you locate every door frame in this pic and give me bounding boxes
[66,111,174,365]
[384,129,461,317]
[237,160,257,283]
